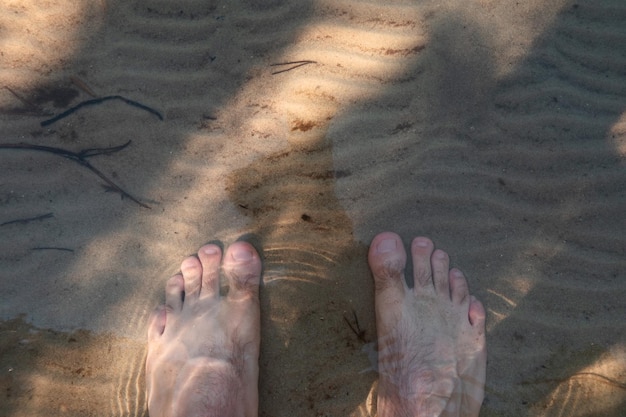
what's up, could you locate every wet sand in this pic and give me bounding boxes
[1,0,625,416]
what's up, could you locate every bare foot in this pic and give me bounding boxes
[146,242,262,417]
[368,233,486,417]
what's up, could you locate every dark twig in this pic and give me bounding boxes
[1,213,54,227]
[31,247,74,253]
[41,95,163,127]
[0,141,150,208]
[78,142,133,158]
[270,60,317,75]
[344,309,368,343]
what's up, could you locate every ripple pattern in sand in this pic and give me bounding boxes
[327,2,626,416]
[2,1,626,416]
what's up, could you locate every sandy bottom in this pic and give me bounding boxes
[1,0,625,416]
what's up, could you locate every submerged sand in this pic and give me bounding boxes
[1,0,625,416]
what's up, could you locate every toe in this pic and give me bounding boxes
[165,274,184,312]
[369,232,407,294]
[449,268,470,305]
[147,305,167,342]
[468,296,486,329]
[411,236,435,293]
[180,256,202,301]
[197,244,222,299]
[431,249,451,298]
[368,232,407,313]
[223,241,262,301]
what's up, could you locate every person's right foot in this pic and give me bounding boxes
[368,232,487,417]
[146,242,262,417]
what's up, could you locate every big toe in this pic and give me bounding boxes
[368,232,407,322]
[369,232,407,293]
[223,241,262,301]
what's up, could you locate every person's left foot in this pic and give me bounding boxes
[146,242,262,417]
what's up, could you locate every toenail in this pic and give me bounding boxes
[414,238,430,247]
[377,238,397,253]
[232,247,253,261]
[203,246,219,255]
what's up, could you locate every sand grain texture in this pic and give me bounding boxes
[1,0,625,416]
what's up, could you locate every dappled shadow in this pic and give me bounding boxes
[330,1,626,416]
[1,0,625,416]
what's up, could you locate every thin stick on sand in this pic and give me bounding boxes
[270,60,317,75]
[1,213,54,227]
[0,141,151,209]
[40,95,163,127]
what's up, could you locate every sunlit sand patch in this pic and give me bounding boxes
[0,1,104,88]
[2,0,623,416]
[0,316,146,417]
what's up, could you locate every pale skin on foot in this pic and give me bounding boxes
[146,234,487,417]
[146,242,261,417]
[368,233,486,417]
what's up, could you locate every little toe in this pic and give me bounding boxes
[147,305,167,342]
[223,241,262,301]
[165,274,184,312]
[180,256,203,301]
[468,295,486,329]
[449,268,470,305]
[197,244,222,299]
[411,236,435,293]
